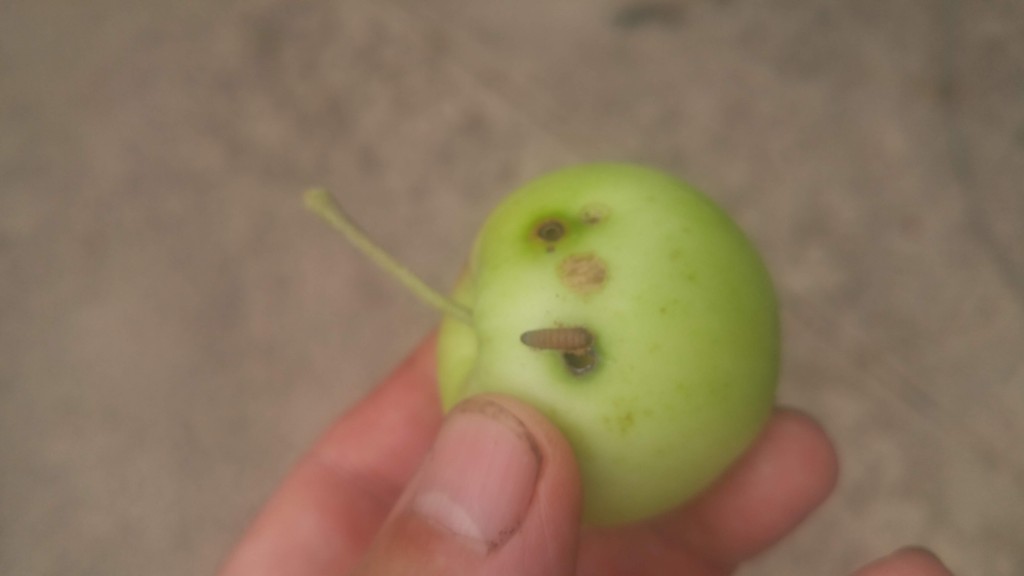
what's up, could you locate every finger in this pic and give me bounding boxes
[219,333,443,576]
[852,548,954,576]
[578,409,839,574]
[354,395,583,576]
[311,331,443,496]
[664,409,839,566]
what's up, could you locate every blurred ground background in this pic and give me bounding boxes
[2,1,1022,574]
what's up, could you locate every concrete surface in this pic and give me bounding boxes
[2,1,1022,574]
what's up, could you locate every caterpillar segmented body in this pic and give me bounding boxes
[520,327,593,351]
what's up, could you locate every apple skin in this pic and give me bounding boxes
[437,164,779,525]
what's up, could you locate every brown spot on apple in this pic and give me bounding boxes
[559,252,607,294]
[580,203,611,225]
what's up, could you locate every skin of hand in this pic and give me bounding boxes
[217,333,953,576]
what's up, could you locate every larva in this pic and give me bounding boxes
[520,327,593,351]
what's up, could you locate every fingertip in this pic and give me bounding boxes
[465,394,584,563]
[378,330,439,395]
[451,394,584,574]
[741,407,840,519]
[477,394,583,492]
[853,547,954,576]
[773,408,841,501]
[660,407,840,565]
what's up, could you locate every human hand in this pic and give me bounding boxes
[218,334,952,576]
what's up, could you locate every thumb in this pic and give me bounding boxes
[353,395,582,576]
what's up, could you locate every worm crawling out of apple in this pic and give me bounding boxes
[306,163,779,526]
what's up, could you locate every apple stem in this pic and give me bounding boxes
[304,188,473,325]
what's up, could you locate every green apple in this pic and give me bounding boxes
[306,163,779,525]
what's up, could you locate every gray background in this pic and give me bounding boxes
[2,1,1022,574]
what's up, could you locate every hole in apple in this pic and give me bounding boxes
[563,348,598,375]
[536,219,566,243]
